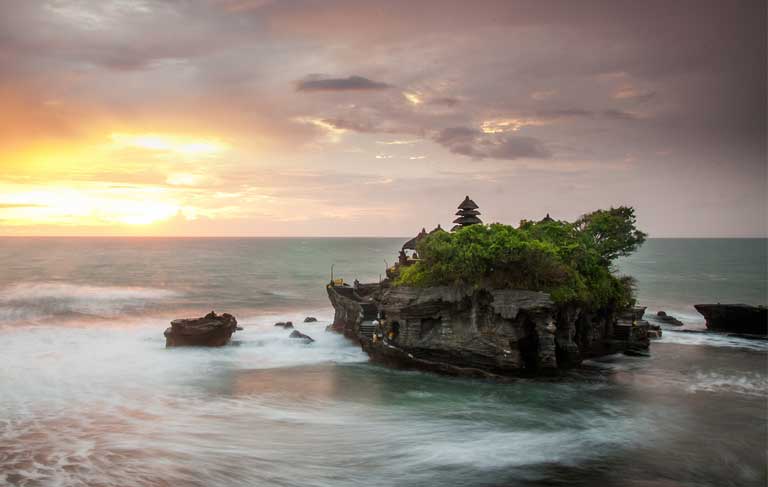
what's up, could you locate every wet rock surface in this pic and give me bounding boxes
[655,310,684,326]
[164,311,238,347]
[289,329,314,343]
[327,284,650,377]
[694,304,768,336]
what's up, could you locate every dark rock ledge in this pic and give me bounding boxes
[694,304,767,336]
[165,311,238,347]
[327,283,651,377]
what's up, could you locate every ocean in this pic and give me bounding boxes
[0,237,765,486]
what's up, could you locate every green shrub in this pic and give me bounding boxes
[394,206,646,308]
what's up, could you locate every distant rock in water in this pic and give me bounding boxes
[274,321,294,329]
[655,311,684,326]
[303,316,318,322]
[694,304,767,336]
[289,329,314,343]
[164,311,238,347]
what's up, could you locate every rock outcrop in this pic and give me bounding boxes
[694,304,767,336]
[289,329,314,343]
[274,321,294,329]
[655,311,684,326]
[304,316,318,322]
[327,283,650,377]
[164,311,238,347]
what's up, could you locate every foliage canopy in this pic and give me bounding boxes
[395,206,646,308]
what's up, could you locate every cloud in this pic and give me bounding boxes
[434,126,551,160]
[376,139,420,145]
[402,91,459,107]
[536,108,640,121]
[429,97,460,107]
[0,203,45,208]
[320,117,379,133]
[530,89,558,101]
[0,0,763,236]
[402,91,422,105]
[296,75,391,92]
[613,86,657,103]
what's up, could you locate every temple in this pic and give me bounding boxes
[451,196,482,231]
[326,196,653,378]
[394,225,445,274]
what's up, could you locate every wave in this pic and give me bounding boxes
[659,330,768,352]
[687,371,768,397]
[0,282,179,323]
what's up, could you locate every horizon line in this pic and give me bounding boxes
[0,235,766,239]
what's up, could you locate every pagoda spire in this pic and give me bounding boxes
[451,196,483,231]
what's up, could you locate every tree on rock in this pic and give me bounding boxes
[574,206,647,264]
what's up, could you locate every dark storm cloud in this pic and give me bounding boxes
[296,76,391,92]
[434,127,551,160]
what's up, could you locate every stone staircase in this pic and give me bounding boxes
[359,321,377,340]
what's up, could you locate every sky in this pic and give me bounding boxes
[0,0,765,237]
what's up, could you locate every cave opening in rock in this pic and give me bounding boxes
[420,317,441,338]
[518,316,539,370]
[389,321,400,341]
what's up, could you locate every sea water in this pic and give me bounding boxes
[0,238,765,486]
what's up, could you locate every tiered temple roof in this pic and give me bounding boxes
[452,196,482,231]
[402,228,427,250]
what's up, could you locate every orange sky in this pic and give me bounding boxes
[1,0,765,237]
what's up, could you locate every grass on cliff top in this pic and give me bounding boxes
[395,206,647,308]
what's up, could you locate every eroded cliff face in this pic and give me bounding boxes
[327,283,649,377]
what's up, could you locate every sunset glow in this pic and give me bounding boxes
[109,133,229,157]
[0,183,183,227]
[0,0,763,237]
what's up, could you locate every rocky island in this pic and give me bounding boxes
[327,197,651,377]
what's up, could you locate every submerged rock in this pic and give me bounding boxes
[304,316,318,322]
[289,329,314,343]
[624,347,651,357]
[655,311,684,326]
[694,304,767,336]
[274,321,294,329]
[164,311,238,347]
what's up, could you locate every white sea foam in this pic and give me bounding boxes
[687,371,768,397]
[0,319,371,486]
[659,329,768,351]
[0,282,179,322]
[0,282,178,302]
